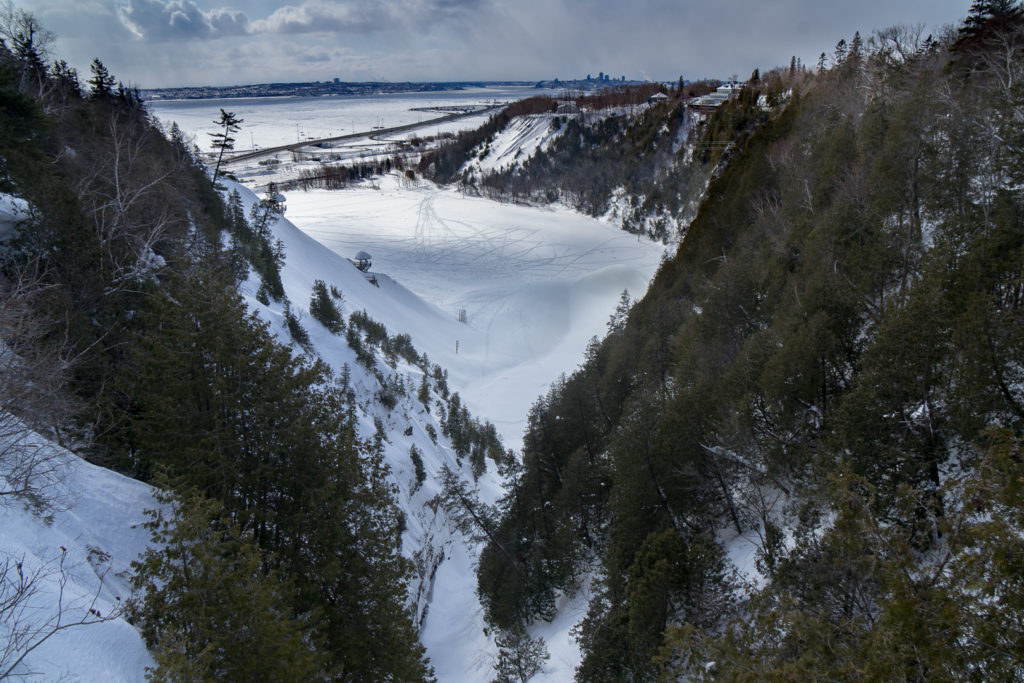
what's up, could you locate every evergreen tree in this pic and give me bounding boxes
[492,629,548,683]
[409,444,426,491]
[283,303,310,346]
[250,181,284,239]
[607,289,631,333]
[961,0,1024,39]
[850,30,863,60]
[131,491,321,681]
[309,278,344,333]
[833,38,848,65]
[209,108,242,184]
[110,267,431,679]
[418,372,431,411]
[87,57,114,98]
[49,59,78,96]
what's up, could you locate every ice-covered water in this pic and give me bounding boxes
[148,86,547,151]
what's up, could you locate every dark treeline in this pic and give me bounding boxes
[0,7,431,680]
[473,3,1024,680]
[570,82,669,110]
[567,79,718,110]
[287,155,411,191]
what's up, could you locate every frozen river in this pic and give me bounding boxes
[148,86,546,151]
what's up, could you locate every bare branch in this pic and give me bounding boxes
[0,548,127,679]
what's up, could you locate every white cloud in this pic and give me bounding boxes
[249,0,391,35]
[117,0,249,40]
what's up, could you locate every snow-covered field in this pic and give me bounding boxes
[284,177,665,450]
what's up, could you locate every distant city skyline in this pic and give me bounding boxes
[29,0,971,89]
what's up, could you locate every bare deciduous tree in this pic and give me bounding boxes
[0,548,126,679]
[71,112,177,295]
[0,259,76,513]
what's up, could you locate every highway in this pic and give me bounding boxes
[222,104,504,166]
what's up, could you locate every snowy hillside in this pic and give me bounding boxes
[0,425,157,680]
[230,174,664,680]
[460,113,566,179]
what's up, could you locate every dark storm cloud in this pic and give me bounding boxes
[115,0,481,40]
[249,0,485,35]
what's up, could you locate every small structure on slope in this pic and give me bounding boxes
[687,82,741,118]
[353,250,372,272]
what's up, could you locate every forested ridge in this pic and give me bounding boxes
[464,2,1024,680]
[0,7,432,680]
[421,79,785,242]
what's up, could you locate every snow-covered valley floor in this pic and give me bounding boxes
[284,176,666,451]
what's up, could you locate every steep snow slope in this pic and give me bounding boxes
[229,179,505,680]
[0,426,157,680]
[461,113,565,177]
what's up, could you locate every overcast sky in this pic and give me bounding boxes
[30,0,970,88]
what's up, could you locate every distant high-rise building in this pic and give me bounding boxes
[334,77,339,83]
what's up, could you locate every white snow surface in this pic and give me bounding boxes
[149,87,545,151]
[0,194,28,241]
[0,427,157,680]
[283,175,665,451]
